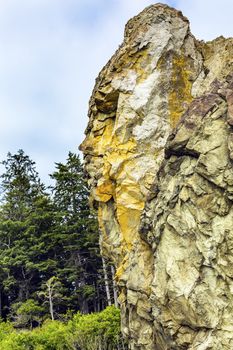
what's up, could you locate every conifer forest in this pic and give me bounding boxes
[0,150,125,350]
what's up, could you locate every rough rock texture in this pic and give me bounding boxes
[80,4,233,349]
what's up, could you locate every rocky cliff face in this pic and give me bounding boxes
[80,4,233,349]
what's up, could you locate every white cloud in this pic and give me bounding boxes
[0,0,232,184]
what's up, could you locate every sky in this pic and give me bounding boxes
[0,0,232,184]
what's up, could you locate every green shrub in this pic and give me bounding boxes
[69,306,122,350]
[11,299,44,328]
[32,320,75,350]
[0,321,14,342]
[0,306,127,350]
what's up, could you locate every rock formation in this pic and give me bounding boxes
[80,3,233,349]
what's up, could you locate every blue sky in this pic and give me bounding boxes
[0,0,232,184]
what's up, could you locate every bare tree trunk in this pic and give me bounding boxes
[48,285,54,321]
[102,257,111,306]
[111,265,118,308]
[49,298,54,320]
[82,299,89,314]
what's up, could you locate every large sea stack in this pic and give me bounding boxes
[80,4,233,349]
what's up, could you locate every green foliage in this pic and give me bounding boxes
[0,150,105,320]
[49,152,104,313]
[38,277,65,321]
[69,306,122,350]
[0,306,126,350]
[11,299,44,329]
[0,149,121,349]
[0,321,14,342]
[0,150,56,319]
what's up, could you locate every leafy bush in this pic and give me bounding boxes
[0,321,14,342]
[0,306,127,350]
[11,299,44,328]
[68,306,122,350]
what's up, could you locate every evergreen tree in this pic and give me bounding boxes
[50,152,104,313]
[0,150,108,323]
[0,150,55,319]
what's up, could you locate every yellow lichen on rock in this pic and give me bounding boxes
[94,180,114,202]
[116,206,141,248]
[168,54,193,127]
